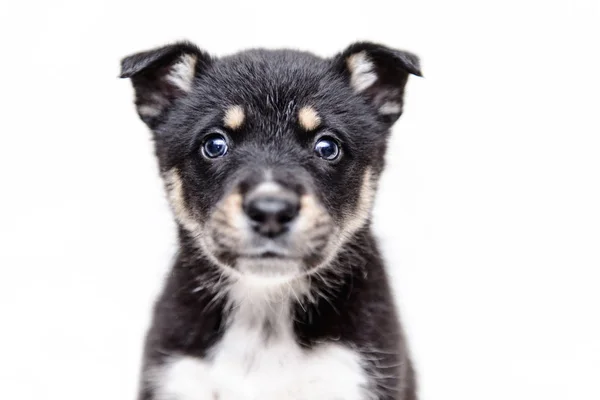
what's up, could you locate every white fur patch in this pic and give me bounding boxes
[346,52,378,92]
[137,104,162,117]
[151,284,373,400]
[251,181,283,196]
[167,54,198,93]
[379,101,402,115]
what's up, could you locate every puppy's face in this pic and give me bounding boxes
[121,42,420,280]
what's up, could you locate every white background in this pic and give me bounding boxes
[0,1,599,399]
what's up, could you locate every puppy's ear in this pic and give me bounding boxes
[333,42,422,125]
[120,41,212,127]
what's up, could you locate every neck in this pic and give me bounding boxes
[151,225,388,356]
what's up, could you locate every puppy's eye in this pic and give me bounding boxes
[314,137,340,161]
[202,133,228,159]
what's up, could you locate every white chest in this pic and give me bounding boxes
[151,316,372,400]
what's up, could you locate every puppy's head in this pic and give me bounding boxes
[120,41,420,280]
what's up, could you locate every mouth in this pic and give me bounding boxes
[205,218,335,275]
[236,240,295,259]
[240,251,294,259]
[231,241,305,278]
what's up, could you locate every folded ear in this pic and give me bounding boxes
[333,42,422,125]
[119,41,212,127]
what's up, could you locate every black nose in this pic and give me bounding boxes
[243,193,300,238]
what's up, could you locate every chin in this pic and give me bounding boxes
[236,256,303,281]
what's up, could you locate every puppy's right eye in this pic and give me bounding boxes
[202,133,229,159]
[314,137,340,161]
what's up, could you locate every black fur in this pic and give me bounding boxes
[121,40,421,400]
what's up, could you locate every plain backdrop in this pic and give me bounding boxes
[0,1,599,399]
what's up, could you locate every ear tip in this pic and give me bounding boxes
[342,41,423,76]
[412,66,424,77]
[118,40,205,79]
[397,50,423,77]
[119,55,141,79]
[118,68,132,79]
[406,59,423,77]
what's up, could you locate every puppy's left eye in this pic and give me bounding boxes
[314,137,340,161]
[202,133,229,159]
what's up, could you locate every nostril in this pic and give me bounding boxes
[277,201,300,224]
[245,197,298,222]
[244,200,268,223]
[243,195,300,237]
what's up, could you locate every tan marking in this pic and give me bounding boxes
[295,194,333,265]
[164,168,201,233]
[298,106,321,131]
[299,194,322,227]
[223,105,245,130]
[309,167,376,273]
[221,192,243,223]
[343,167,376,237]
[204,192,245,254]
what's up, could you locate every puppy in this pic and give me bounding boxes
[120,41,421,400]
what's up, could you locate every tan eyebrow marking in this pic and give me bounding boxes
[298,106,321,131]
[223,105,245,130]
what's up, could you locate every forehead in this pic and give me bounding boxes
[178,49,381,143]
[191,50,349,119]
[207,50,329,98]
